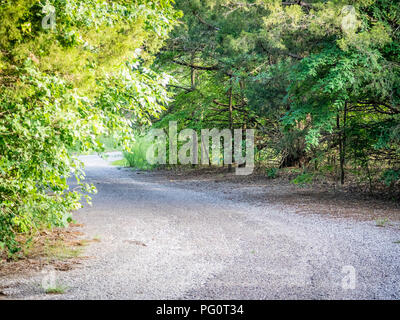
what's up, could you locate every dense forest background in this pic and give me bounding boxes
[1,0,399,254]
[149,0,400,187]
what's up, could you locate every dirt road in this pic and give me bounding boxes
[1,154,399,299]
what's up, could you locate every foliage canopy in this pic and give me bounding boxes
[0,0,180,253]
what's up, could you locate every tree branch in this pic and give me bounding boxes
[172,59,219,71]
[358,101,399,115]
[193,11,220,31]
[167,84,194,92]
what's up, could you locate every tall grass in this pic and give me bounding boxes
[123,136,155,170]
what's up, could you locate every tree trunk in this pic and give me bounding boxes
[338,102,347,185]
[190,53,197,168]
[228,79,233,172]
[239,80,246,168]
[190,67,196,90]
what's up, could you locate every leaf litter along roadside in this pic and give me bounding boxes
[126,166,400,225]
[0,223,100,281]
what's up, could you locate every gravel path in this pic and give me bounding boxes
[1,154,399,299]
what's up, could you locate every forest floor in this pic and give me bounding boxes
[0,153,399,299]
[146,166,400,223]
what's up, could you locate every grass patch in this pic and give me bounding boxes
[43,240,83,260]
[111,159,128,167]
[123,135,155,170]
[375,218,390,227]
[43,284,68,295]
[92,235,101,242]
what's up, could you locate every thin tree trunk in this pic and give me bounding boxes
[228,79,233,172]
[338,102,347,185]
[190,67,196,90]
[239,80,246,168]
[190,53,197,168]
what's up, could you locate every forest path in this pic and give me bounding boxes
[1,154,399,299]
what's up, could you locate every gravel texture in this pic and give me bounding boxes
[1,153,399,299]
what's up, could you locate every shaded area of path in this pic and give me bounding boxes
[1,154,399,299]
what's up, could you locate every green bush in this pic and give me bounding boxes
[382,169,400,187]
[291,172,314,187]
[266,168,279,179]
